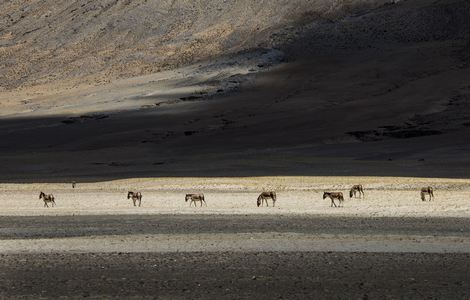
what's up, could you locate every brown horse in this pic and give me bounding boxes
[257,191,277,207]
[39,192,55,208]
[323,192,344,207]
[349,184,364,198]
[127,191,142,207]
[185,193,206,207]
[420,186,434,201]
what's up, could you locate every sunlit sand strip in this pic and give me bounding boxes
[2,176,470,192]
[1,233,470,254]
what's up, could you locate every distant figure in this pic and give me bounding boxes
[39,192,56,208]
[257,191,277,207]
[323,192,344,207]
[349,184,364,198]
[420,186,434,201]
[127,191,142,207]
[72,181,76,189]
[185,194,206,207]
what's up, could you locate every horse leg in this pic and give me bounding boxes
[273,199,276,207]
[133,199,136,207]
[203,199,207,206]
[139,198,141,207]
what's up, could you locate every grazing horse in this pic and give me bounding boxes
[127,191,142,207]
[257,191,277,207]
[349,184,365,198]
[185,194,206,207]
[323,192,344,207]
[39,192,55,208]
[420,186,434,201]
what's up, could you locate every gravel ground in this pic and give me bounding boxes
[1,215,470,298]
[1,252,469,299]
[1,214,470,240]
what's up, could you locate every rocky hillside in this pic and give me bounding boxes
[0,0,392,91]
[1,0,470,180]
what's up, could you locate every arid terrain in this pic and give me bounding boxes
[1,0,470,298]
[1,177,470,298]
[1,0,470,180]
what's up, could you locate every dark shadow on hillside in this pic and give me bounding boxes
[1,106,470,182]
[1,0,470,182]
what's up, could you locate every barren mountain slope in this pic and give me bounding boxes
[1,0,470,181]
[0,0,391,91]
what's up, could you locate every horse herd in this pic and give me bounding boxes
[37,184,435,208]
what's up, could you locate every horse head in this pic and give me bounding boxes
[322,192,328,199]
[39,192,44,199]
[127,191,132,199]
[185,194,190,202]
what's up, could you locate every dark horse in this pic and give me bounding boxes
[127,191,142,207]
[420,186,434,201]
[185,194,206,207]
[349,184,365,198]
[323,192,344,207]
[257,191,277,207]
[39,192,55,208]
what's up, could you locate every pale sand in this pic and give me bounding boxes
[1,176,469,217]
[2,233,470,253]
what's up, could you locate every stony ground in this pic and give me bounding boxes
[2,252,470,299]
[1,214,470,298]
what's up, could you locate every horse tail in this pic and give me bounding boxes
[272,192,276,201]
[349,189,353,198]
[421,191,425,201]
